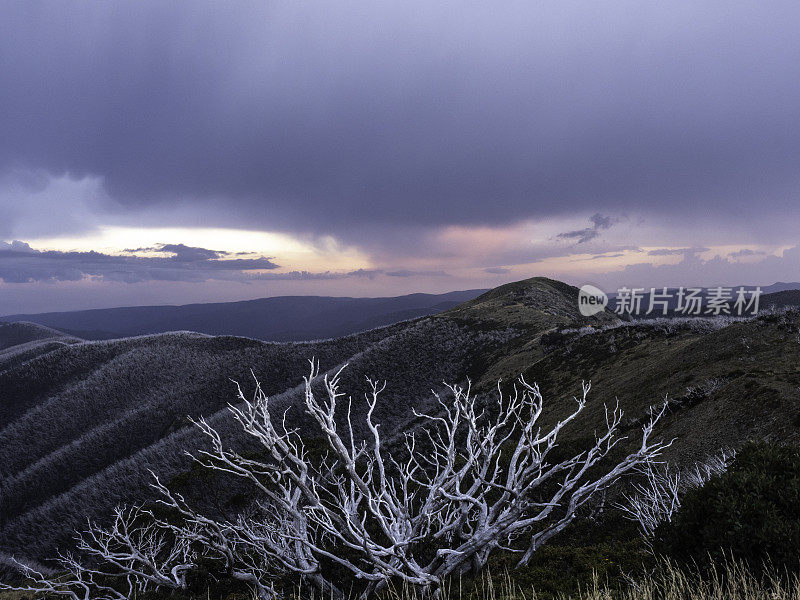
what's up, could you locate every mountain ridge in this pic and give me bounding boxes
[0,289,488,342]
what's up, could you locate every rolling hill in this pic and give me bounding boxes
[1,277,800,568]
[760,289,800,309]
[0,322,83,370]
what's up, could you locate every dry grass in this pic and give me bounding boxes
[573,561,800,600]
[3,560,798,600]
[378,561,800,600]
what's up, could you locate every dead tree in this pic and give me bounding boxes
[2,361,670,599]
[0,506,195,600]
[184,361,670,597]
[616,449,734,543]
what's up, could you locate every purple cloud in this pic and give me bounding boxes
[557,214,616,244]
[0,241,279,284]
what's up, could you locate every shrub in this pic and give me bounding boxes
[653,442,800,573]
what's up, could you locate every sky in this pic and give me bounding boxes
[2,1,800,314]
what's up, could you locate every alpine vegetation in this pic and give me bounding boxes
[1,362,670,600]
[616,450,735,543]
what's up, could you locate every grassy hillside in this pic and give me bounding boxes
[442,277,617,330]
[521,314,800,465]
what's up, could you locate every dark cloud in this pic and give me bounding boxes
[0,240,36,254]
[728,248,766,258]
[0,241,459,288]
[484,267,511,274]
[1,2,800,243]
[585,253,625,260]
[557,213,616,244]
[0,241,279,284]
[155,244,228,262]
[647,247,710,256]
[346,269,383,280]
[125,244,229,261]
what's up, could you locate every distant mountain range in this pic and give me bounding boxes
[762,282,800,294]
[0,290,487,341]
[4,282,798,342]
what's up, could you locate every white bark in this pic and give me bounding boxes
[184,361,670,595]
[2,361,670,599]
[0,506,194,600]
[616,449,734,541]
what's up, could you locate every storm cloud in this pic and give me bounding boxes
[2,2,800,313]
[0,242,279,284]
[0,240,452,287]
[2,1,800,243]
[556,213,616,244]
